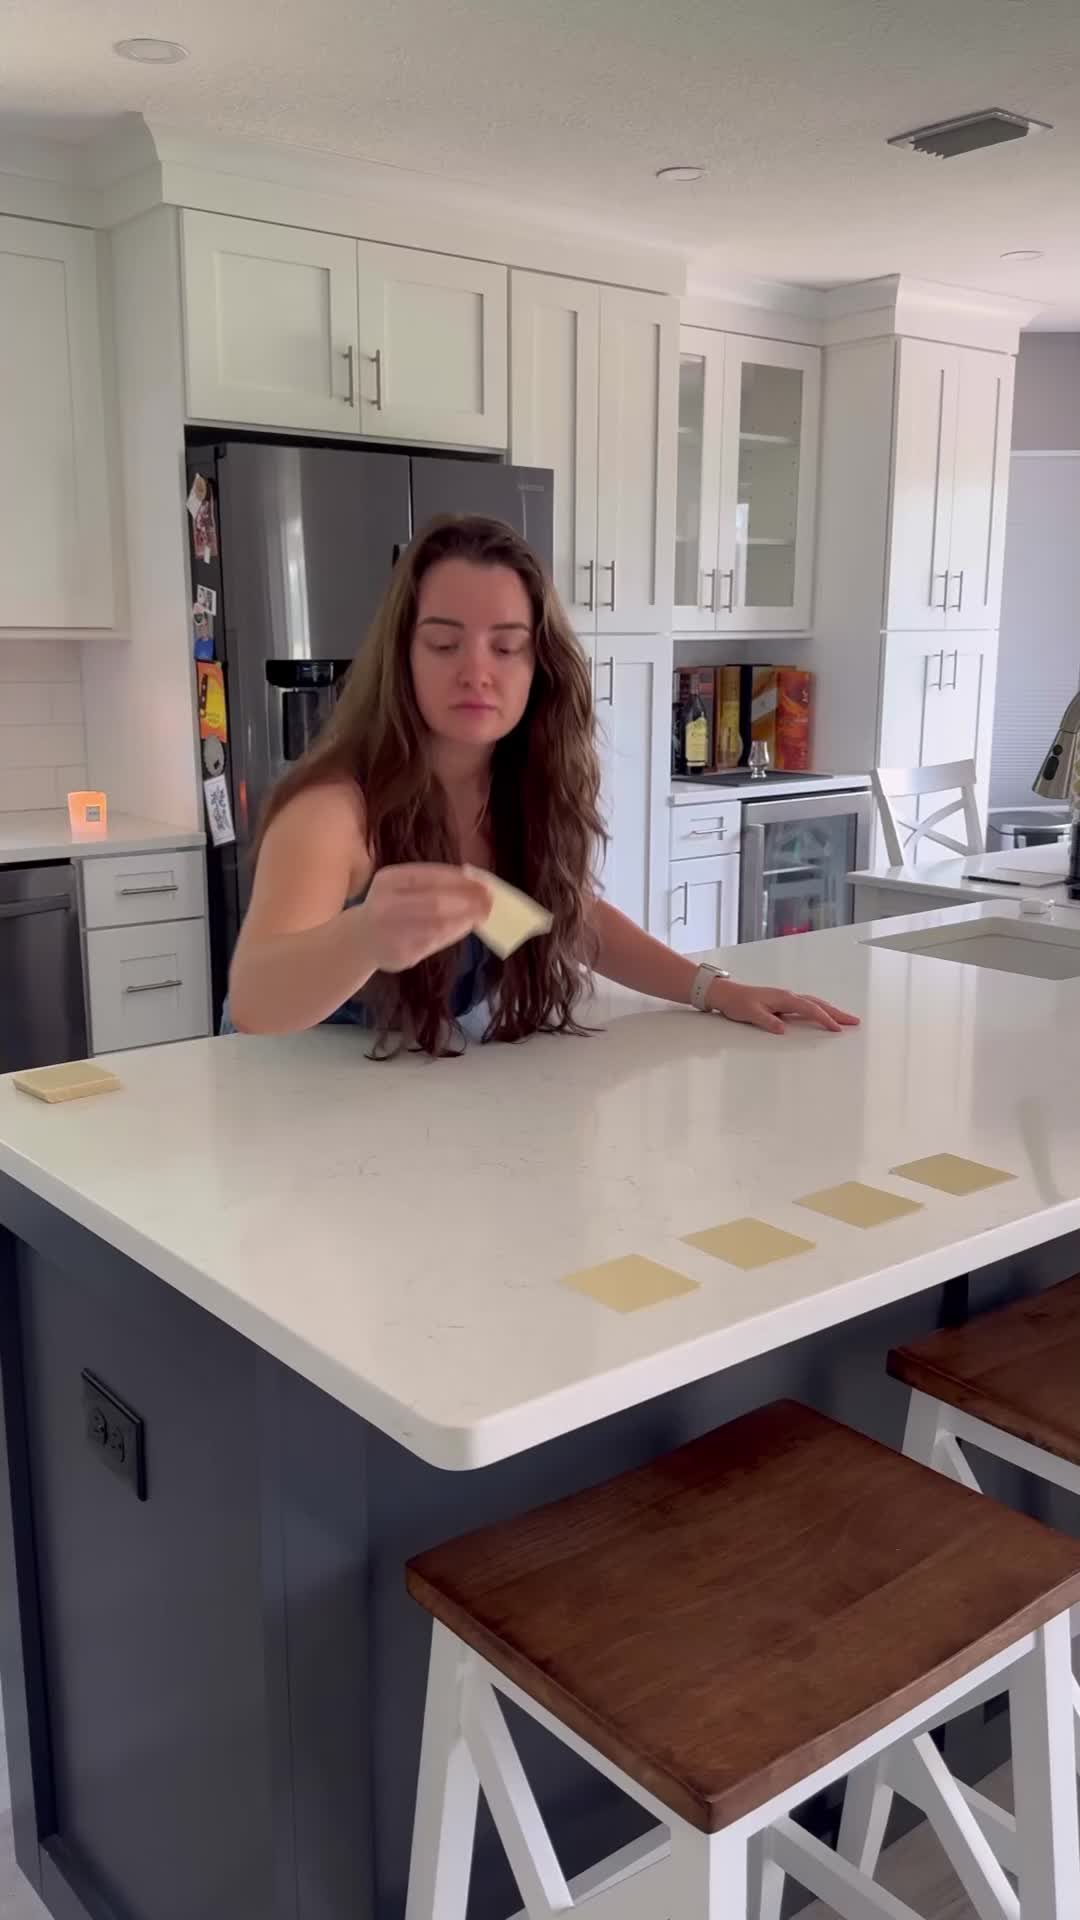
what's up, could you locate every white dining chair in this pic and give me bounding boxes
[871,760,984,866]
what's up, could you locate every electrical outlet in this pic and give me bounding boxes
[82,1371,146,1501]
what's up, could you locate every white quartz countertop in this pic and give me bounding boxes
[1,900,1079,1471]
[851,843,1072,905]
[0,811,205,865]
[671,773,870,805]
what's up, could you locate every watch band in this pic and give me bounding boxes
[690,961,731,1012]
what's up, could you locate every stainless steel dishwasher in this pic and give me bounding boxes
[0,864,88,1073]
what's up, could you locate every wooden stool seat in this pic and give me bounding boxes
[889,1273,1080,1469]
[407,1399,1080,1835]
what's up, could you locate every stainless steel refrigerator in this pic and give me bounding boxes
[185,439,554,1026]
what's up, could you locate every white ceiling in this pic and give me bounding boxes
[6,0,1080,324]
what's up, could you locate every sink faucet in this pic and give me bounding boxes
[1032,692,1080,801]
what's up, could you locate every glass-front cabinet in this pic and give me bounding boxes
[674,329,820,634]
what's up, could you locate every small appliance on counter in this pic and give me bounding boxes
[185,437,554,1026]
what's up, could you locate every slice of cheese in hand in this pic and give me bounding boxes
[463,866,553,960]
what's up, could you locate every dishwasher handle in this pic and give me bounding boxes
[0,893,74,921]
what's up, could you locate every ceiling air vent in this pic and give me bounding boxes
[887,109,1052,159]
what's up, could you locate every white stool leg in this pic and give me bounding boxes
[1010,1612,1080,1920]
[837,1758,894,1876]
[669,1821,747,1919]
[750,1829,785,1920]
[406,1623,480,1920]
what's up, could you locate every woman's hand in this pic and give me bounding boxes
[357,864,492,975]
[709,978,859,1036]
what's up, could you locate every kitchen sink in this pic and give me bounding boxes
[866,915,1080,981]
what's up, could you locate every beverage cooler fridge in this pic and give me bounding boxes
[739,790,873,942]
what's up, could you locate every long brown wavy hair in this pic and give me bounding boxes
[259,514,606,1054]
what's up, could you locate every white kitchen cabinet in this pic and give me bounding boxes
[674,330,819,634]
[87,919,211,1054]
[82,848,211,1052]
[356,242,506,448]
[886,339,1012,634]
[593,635,672,933]
[877,633,998,862]
[510,273,600,641]
[182,211,361,432]
[510,274,677,638]
[596,289,678,635]
[667,853,739,955]
[183,214,508,447]
[0,217,115,630]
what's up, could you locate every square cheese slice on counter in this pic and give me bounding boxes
[890,1153,1016,1196]
[683,1218,816,1270]
[464,866,552,960]
[13,1062,122,1104]
[795,1182,923,1229]
[561,1255,699,1314]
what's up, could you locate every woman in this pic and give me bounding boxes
[227,515,857,1051]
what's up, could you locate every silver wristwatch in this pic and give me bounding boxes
[690,961,731,1013]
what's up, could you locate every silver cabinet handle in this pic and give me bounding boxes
[671,882,689,927]
[703,569,718,613]
[343,344,356,408]
[686,825,726,839]
[579,559,596,612]
[930,572,949,610]
[720,568,735,613]
[124,979,182,996]
[926,649,945,691]
[596,657,615,705]
[601,560,616,611]
[367,348,384,410]
[946,649,960,690]
[949,570,965,612]
[118,883,179,897]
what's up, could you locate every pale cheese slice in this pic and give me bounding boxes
[13,1061,122,1104]
[464,866,553,960]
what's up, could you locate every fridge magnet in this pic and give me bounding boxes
[196,584,217,616]
[192,602,214,660]
[203,774,236,848]
[202,736,225,779]
[186,473,218,562]
[196,660,228,742]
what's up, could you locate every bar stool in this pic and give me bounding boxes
[840,1274,1080,1888]
[404,1399,1080,1920]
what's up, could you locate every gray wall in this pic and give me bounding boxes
[1011,333,1080,451]
[989,334,1080,810]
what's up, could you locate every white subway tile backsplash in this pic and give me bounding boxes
[0,768,57,811]
[0,646,87,809]
[0,640,80,682]
[0,684,52,726]
[0,724,85,770]
[54,765,87,803]
[49,681,84,725]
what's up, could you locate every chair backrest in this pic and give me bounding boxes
[871,760,984,867]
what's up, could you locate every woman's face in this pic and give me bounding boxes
[410,558,536,751]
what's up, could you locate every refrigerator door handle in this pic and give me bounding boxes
[739,821,767,942]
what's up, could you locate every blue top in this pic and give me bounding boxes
[219,891,491,1036]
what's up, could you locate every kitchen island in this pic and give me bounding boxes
[1,901,1079,1920]
[850,841,1073,919]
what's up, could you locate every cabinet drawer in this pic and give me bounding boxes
[669,801,741,860]
[82,851,206,929]
[87,921,210,1054]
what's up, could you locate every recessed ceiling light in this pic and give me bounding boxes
[656,166,705,183]
[1001,248,1044,262]
[112,36,188,63]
